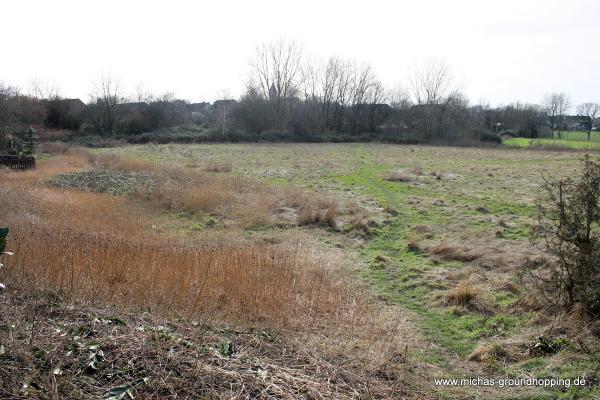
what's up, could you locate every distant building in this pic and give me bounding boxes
[188,102,212,123]
[114,102,148,114]
[562,115,588,131]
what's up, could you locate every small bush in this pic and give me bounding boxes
[480,132,502,143]
[528,156,600,317]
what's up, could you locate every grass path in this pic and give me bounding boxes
[330,145,544,398]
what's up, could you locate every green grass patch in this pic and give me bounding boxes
[504,137,600,150]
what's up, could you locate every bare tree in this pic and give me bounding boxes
[134,82,153,103]
[250,40,303,130]
[321,57,349,131]
[90,75,124,134]
[389,85,412,111]
[410,58,458,105]
[366,80,386,132]
[27,78,60,100]
[348,64,378,133]
[409,59,460,139]
[542,93,571,139]
[576,102,600,141]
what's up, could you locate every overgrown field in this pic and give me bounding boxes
[1,143,599,399]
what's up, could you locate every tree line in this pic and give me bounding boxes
[1,40,599,150]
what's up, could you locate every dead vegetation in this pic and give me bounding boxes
[0,153,415,398]
[385,163,423,182]
[445,279,481,306]
[297,200,338,228]
[385,171,414,182]
[0,157,356,329]
[203,161,233,173]
[0,290,407,399]
[428,242,483,262]
[88,153,372,232]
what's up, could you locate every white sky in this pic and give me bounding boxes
[1,0,599,108]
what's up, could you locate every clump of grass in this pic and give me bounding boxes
[322,201,338,228]
[347,213,371,236]
[446,280,481,306]
[429,242,482,262]
[469,343,519,364]
[386,163,423,182]
[406,237,424,253]
[406,163,423,176]
[385,171,413,182]
[297,201,338,228]
[298,203,319,225]
[204,161,232,173]
[236,194,273,227]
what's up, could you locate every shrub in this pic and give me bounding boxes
[480,132,502,143]
[529,155,600,317]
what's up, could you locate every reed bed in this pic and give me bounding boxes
[0,155,355,329]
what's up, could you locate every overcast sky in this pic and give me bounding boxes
[1,0,599,107]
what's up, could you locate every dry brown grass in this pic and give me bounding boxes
[87,154,352,231]
[92,154,162,173]
[140,177,235,214]
[406,163,423,176]
[0,156,356,331]
[3,223,347,328]
[385,170,413,182]
[429,242,483,262]
[204,161,233,173]
[297,201,338,228]
[446,280,481,306]
[322,200,338,228]
[385,163,423,182]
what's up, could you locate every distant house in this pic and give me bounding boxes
[212,100,238,128]
[213,99,238,118]
[562,115,588,131]
[213,99,237,110]
[189,102,212,123]
[114,102,148,114]
[189,102,211,113]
